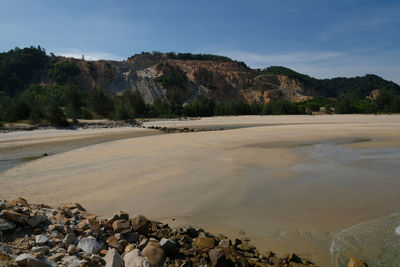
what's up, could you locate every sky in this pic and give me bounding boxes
[0,0,399,83]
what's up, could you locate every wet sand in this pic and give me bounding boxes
[1,115,400,266]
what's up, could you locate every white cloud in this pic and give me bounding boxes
[56,49,124,61]
[221,51,343,68]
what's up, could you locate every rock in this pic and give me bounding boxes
[209,248,228,267]
[103,248,123,267]
[63,233,76,245]
[193,237,215,249]
[67,244,77,255]
[125,244,135,253]
[237,243,253,252]
[2,209,28,224]
[114,211,129,221]
[48,252,65,262]
[0,218,16,231]
[159,238,177,255]
[124,249,150,267]
[125,232,140,243]
[138,238,149,250]
[106,236,123,252]
[288,253,302,264]
[77,237,100,255]
[142,243,165,267]
[348,258,368,267]
[218,239,230,248]
[35,235,49,246]
[61,202,86,212]
[31,246,50,253]
[62,255,82,267]
[130,215,150,235]
[15,253,56,267]
[27,215,44,227]
[112,220,131,233]
[10,197,29,207]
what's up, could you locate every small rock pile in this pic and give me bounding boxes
[0,197,348,267]
[146,126,224,134]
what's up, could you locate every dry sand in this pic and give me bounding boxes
[1,115,400,265]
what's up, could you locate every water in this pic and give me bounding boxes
[0,157,40,173]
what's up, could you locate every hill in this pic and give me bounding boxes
[2,46,399,104]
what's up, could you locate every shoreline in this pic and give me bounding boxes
[1,114,400,266]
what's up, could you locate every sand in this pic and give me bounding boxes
[1,114,400,266]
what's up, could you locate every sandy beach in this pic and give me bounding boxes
[1,114,400,266]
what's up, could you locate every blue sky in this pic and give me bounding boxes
[1,0,399,83]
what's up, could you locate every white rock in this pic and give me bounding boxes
[77,236,100,255]
[124,249,150,267]
[62,255,82,267]
[35,235,49,245]
[15,253,57,267]
[104,248,123,267]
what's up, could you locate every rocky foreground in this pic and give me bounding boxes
[0,198,367,267]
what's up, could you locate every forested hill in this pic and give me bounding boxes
[1,46,399,102]
[262,66,400,98]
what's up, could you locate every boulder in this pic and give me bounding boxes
[103,248,123,267]
[112,220,131,233]
[3,210,28,224]
[15,253,56,267]
[124,249,150,267]
[10,197,29,207]
[209,248,228,267]
[130,215,150,235]
[348,258,368,267]
[159,238,177,255]
[0,218,16,231]
[77,237,100,255]
[142,243,165,267]
[193,237,215,249]
[35,235,49,246]
[63,233,76,245]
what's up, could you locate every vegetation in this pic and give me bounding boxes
[1,46,400,127]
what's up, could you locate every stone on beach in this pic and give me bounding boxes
[123,249,150,267]
[103,248,123,267]
[0,218,16,231]
[130,215,150,235]
[77,237,100,255]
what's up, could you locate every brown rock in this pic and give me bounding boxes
[99,250,108,257]
[193,237,215,249]
[130,215,150,235]
[112,220,131,233]
[48,252,65,262]
[125,244,135,253]
[61,202,86,212]
[142,243,165,267]
[10,197,29,207]
[348,258,368,267]
[106,236,123,252]
[3,209,28,224]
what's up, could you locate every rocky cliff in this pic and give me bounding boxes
[55,54,315,104]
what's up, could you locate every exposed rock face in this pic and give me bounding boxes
[50,54,316,104]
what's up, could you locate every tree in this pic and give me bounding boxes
[49,61,81,85]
